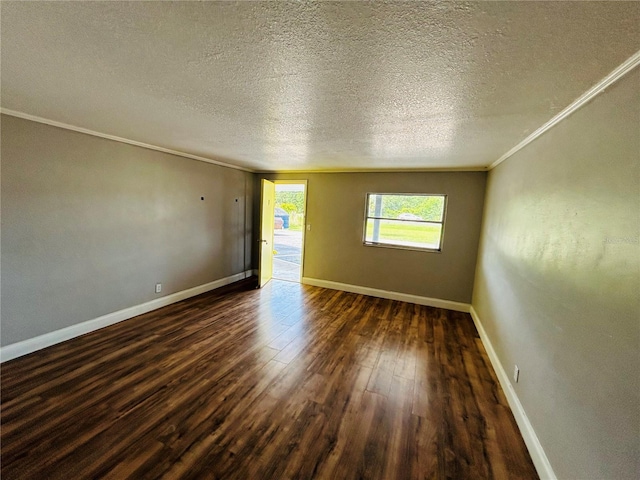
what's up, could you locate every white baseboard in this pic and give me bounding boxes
[0,271,253,363]
[301,277,470,313]
[469,306,556,480]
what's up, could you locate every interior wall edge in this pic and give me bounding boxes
[488,49,640,170]
[256,167,490,174]
[302,277,471,313]
[0,270,254,363]
[469,306,557,480]
[0,108,255,173]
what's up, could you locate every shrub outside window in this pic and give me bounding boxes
[363,193,446,251]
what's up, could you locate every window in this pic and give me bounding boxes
[363,193,446,251]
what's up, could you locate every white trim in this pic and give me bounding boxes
[0,271,253,363]
[272,180,310,185]
[258,167,488,174]
[0,109,486,174]
[0,109,254,173]
[6,51,639,176]
[469,306,557,480]
[301,277,470,312]
[243,270,256,280]
[489,50,640,170]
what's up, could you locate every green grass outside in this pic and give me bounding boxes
[365,222,441,246]
[288,216,304,231]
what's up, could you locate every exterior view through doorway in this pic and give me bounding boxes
[272,182,306,283]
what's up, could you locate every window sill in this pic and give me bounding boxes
[363,242,442,254]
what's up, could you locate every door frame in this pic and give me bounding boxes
[273,180,308,282]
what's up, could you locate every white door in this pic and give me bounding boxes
[258,179,275,288]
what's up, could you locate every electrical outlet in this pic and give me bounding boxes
[307,224,311,231]
[155,283,162,293]
[513,365,520,383]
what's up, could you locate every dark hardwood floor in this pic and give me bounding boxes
[1,279,538,479]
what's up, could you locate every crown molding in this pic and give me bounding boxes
[256,166,489,174]
[0,108,255,173]
[490,50,640,170]
[1,108,486,173]
[8,42,637,177]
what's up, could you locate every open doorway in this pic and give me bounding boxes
[272,182,306,283]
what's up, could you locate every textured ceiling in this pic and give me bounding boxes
[2,1,639,172]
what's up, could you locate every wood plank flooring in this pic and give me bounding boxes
[1,279,538,479]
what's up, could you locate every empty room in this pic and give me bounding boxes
[1,2,638,479]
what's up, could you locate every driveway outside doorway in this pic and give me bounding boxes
[273,229,302,282]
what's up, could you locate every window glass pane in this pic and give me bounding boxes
[368,194,379,217]
[365,219,442,250]
[366,194,445,222]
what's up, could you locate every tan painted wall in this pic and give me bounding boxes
[1,115,253,347]
[256,171,486,303]
[472,68,639,479]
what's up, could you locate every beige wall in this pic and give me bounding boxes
[472,69,639,479]
[257,171,486,303]
[1,115,253,347]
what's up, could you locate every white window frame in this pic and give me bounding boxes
[362,193,447,252]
